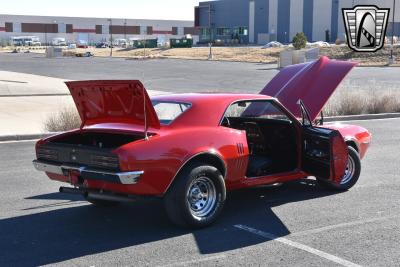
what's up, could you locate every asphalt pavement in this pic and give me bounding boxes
[0,53,399,93]
[0,118,399,266]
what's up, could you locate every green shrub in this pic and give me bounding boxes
[292,32,307,50]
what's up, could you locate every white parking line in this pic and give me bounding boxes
[234,224,362,267]
[291,215,400,237]
[161,254,227,267]
[0,139,37,144]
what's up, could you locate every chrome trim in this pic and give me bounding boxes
[32,160,143,185]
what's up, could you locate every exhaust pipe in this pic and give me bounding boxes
[59,186,85,195]
[86,192,136,202]
[59,186,137,202]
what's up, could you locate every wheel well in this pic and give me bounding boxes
[185,153,227,178]
[346,140,359,152]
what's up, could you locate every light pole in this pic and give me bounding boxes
[52,20,57,46]
[107,19,113,57]
[390,0,396,62]
[124,19,127,41]
[44,24,47,47]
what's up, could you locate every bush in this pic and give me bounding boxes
[44,106,81,132]
[323,84,400,116]
[292,32,307,50]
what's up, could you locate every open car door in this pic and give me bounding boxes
[299,101,348,184]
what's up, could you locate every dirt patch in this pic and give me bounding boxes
[90,45,399,66]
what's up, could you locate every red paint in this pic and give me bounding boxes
[260,56,357,121]
[35,59,371,197]
[0,27,5,32]
[72,29,96,33]
[66,80,160,129]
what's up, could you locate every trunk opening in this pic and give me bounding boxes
[37,131,148,171]
[51,131,144,149]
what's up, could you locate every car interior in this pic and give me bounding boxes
[221,100,299,177]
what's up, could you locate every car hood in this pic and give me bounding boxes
[66,80,160,130]
[260,56,356,120]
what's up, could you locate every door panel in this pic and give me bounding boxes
[302,127,348,183]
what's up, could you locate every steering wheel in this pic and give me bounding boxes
[221,116,230,127]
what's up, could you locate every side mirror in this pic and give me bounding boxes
[314,111,324,125]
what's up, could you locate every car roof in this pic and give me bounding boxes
[151,93,274,128]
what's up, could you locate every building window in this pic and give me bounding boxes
[200,28,211,39]
[216,27,230,36]
[234,27,248,36]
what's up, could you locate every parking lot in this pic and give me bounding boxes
[0,53,399,266]
[0,117,399,266]
[0,53,399,93]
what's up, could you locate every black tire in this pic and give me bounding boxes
[317,146,361,191]
[164,162,226,228]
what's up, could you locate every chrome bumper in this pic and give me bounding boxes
[32,159,143,185]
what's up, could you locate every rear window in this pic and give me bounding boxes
[152,101,191,125]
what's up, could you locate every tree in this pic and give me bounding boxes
[292,32,307,50]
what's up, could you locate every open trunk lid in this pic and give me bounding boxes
[260,56,356,120]
[66,80,160,130]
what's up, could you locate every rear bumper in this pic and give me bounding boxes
[32,159,144,185]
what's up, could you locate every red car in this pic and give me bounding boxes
[33,57,371,228]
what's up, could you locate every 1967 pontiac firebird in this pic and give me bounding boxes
[33,57,371,228]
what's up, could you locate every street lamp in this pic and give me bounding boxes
[124,19,127,41]
[107,18,113,57]
[390,0,396,63]
[52,20,57,46]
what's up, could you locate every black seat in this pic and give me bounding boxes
[247,155,273,177]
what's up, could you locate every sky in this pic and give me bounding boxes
[1,0,201,21]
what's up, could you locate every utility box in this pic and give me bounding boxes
[279,48,320,67]
[133,39,158,48]
[46,47,63,58]
[170,38,193,48]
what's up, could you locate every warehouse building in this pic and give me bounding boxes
[195,0,399,44]
[0,14,198,45]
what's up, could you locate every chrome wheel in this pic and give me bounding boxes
[187,176,217,219]
[341,156,355,185]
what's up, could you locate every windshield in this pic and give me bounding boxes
[152,101,191,125]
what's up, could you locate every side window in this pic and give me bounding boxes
[224,100,291,121]
[152,101,190,125]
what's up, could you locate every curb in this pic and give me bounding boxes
[0,133,58,142]
[1,113,399,142]
[325,113,400,122]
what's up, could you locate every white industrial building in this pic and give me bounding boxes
[0,14,198,45]
[195,0,399,44]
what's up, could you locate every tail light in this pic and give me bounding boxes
[37,147,58,161]
[91,154,119,169]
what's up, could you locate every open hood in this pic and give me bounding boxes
[260,56,356,120]
[66,80,160,130]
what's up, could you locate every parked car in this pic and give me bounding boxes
[33,57,371,228]
[77,40,88,48]
[95,42,109,48]
[52,38,67,46]
[11,36,41,46]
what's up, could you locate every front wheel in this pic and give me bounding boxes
[164,162,226,228]
[317,146,361,191]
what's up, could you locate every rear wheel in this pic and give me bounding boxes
[317,146,361,191]
[164,162,226,228]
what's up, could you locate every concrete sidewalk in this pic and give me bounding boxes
[0,71,167,136]
[0,71,69,96]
